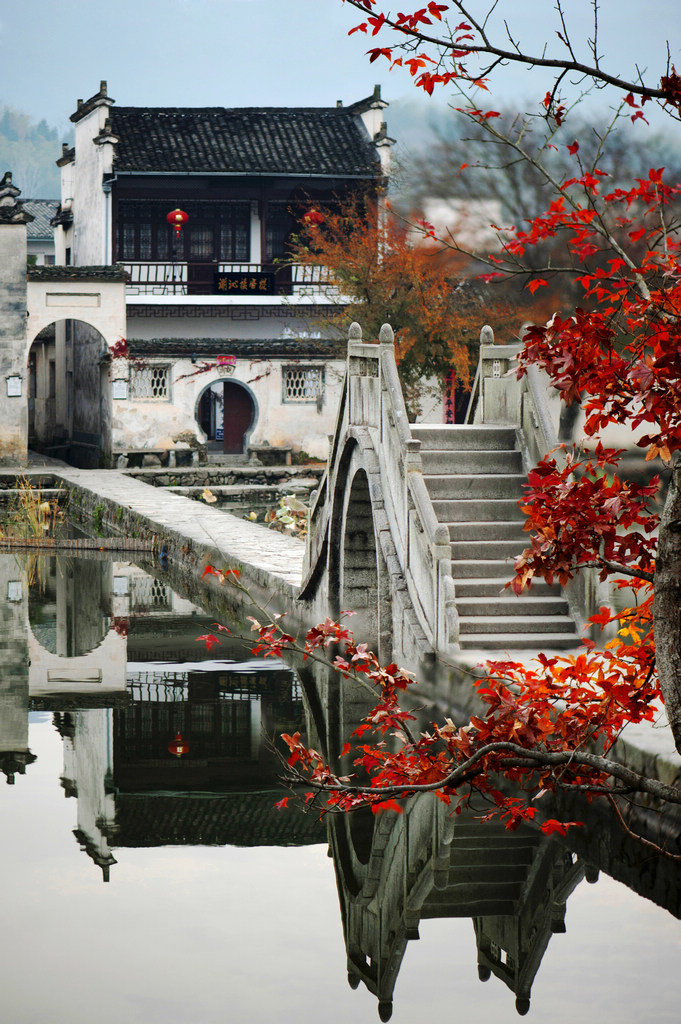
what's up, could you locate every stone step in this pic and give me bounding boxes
[426,879,525,906]
[452,822,541,842]
[448,521,527,542]
[420,449,523,475]
[459,615,577,634]
[433,499,524,522]
[424,473,526,500]
[447,844,539,867]
[455,578,561,598]
[421,898,518,918]
[458,631,581,650]
[446,864,530,885]
[411,424,518,451]
[450,540,525,561]
[456,596,570,617]
[451,559,518,579]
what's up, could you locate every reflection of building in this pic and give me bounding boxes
[55,708,117,880]
[47,80,391,463]
[58,663,323,880]
[0,559,36,784]
[27,554,127,703]
[112,665,321,846]
[330,797,585,1020]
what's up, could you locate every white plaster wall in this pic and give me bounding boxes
[126,308,339,341]
[27,239,56,264]
[111,355,345,457]
[72,105,113,266]
[26,278,127,353]
[28,627,127,695]
[0,222,29,463]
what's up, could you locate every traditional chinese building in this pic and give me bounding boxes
[45,81,391,464]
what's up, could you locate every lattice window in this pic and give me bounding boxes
[129,365,170,400]
[129,575,172,611]
[282,365,324,403]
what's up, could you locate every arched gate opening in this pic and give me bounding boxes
[197,379,256,455]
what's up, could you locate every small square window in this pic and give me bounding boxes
[130,365,170,400]
[282,365,324,403]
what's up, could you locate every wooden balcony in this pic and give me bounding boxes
[123,261,333,297]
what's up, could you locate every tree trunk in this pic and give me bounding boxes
[653,461,681,754]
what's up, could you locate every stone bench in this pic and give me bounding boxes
[114,447,203,469]
[247,443,293,466]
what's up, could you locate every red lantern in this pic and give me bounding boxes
[166,208,189,238]
[168,732,189,758]
[302,208,324,228]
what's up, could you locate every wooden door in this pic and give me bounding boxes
[222,381,254,454]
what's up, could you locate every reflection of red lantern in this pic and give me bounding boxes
[168,732,189,758]
[302,208,324,228]
[166,208,189,238]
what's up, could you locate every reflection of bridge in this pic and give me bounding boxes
[329,799,585,1019]
[301,324,602,665]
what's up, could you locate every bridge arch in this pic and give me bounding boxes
[327,437,394,661]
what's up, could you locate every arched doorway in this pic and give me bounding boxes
[28,318,111,467]
[197,379,255,454]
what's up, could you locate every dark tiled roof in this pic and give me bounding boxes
[50,204,73,227]
[24,199,59,239]
[113,790,326,847]
[27,264,129,282]
[127,337,345,358]
[109,106,380,177]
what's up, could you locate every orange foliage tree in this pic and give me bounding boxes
[288,194,520,412]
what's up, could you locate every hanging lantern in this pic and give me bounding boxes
[302,208,324,228]
[166,208,189,238]
[168,731,189,758]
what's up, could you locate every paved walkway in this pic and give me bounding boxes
[58,468,306,592]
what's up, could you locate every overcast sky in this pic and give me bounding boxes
[0,0,679,135]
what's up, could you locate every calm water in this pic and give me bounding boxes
[1,553,679,1024]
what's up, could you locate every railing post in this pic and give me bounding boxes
[347,321,363,424]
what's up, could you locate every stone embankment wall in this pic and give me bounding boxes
[124,465,324,489]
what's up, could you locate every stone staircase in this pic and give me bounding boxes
[422,815,543,919]
[412,424,580,650]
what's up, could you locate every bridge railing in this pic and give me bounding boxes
[303,322,459,654]
[465,325,604,626]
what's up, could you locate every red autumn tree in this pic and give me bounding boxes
[201,5,681,851]
[335,0,681,748]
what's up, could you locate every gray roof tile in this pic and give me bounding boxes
[24,199,58,238]
[109,106,380,177]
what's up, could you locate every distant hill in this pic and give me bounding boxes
[0,106,69,199]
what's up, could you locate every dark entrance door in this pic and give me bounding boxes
[222,381,254,454]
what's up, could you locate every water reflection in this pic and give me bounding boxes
[329,799,588,1018]
[0,553,679,1022]
[300,662,681,1019]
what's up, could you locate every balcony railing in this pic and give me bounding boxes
[123,261,334,297]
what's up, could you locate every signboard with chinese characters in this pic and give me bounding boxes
[112,379,128,400]
[6,376,22,397]
[214,271,275,295]
[216,354,237,377]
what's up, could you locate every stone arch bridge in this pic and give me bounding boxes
[300,323,601,666]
